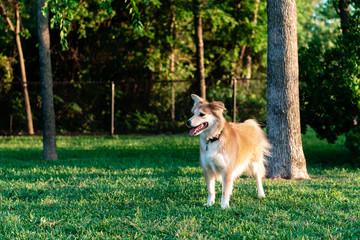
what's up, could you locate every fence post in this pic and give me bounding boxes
[111,81,115,135]
[233,77,237,122]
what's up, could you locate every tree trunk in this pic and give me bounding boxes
[266,0,309,179]
[16,32,34,135]
[193,0,206,100]
[245,52,252,88]
[245,0,260,87]
[1,1,34,135]
[337,0,350,34]
[38,0,58,160]
[5,2,34,135]
[236,45,246,83]
[170,8,176,121]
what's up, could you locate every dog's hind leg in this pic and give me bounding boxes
[251,161,266,198]
[203,170,216,206]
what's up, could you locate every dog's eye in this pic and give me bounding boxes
[199,112,205,117]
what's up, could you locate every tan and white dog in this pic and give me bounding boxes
[186,94,271,209]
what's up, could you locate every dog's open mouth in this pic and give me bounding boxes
[189,122,208,136]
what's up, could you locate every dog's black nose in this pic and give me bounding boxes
[186,120,191,127]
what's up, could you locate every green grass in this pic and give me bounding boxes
[0,130,359,239]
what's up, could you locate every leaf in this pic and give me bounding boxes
[68,102,82,113]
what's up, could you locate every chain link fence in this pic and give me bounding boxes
[0,78,267,135]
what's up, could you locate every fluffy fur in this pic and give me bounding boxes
[186,94,271,209]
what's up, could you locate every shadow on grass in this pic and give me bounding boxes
[301,127,358,171]
[1,131,358,175]
[0,146,199,168]
[304,141,358,171]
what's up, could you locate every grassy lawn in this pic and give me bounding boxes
[0,130,359,239]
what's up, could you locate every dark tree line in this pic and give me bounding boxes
[299,0,360,156]
[1,0,359,170]
[0,0,273,136]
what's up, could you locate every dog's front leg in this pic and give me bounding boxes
[203,170,215,206]
[221,172,233,209]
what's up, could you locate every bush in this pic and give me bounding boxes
[124,110,159,132]
[207,80,267,124]
[299,0,360,144]
[299,35,360,143]
[345,125,360,157]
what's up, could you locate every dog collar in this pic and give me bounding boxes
[207,129,223,143]
[205,129,223,151]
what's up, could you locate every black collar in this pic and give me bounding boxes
[206,129,223,144]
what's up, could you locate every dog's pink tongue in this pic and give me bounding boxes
[189,127,197,136]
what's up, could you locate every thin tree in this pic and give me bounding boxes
[38,0,57,160]
[0,0,34,135]
[193,0,206,99]
[170,4,176,121]
[244,0,260,87]
[334,0,350,34]
[266,0,309,179]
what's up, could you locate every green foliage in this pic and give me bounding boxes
[0,0,320,134]
[307,0,340,48]
[50,83,111,133]
[45,0,117,50]
[0,54,12,84]
[0,133,359,238]
[124,110,159,132]
[207,80,267,123]
[299,38,360,143]
[201,0,268,79]
[297,0,337,48]
[346,125,360,157]
[125,0,144,34]
[10,91,26,122]
[299,0,360,144]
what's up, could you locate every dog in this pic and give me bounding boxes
[186,94,271,209]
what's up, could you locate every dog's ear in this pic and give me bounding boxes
[209,101,226,114]
[191,94,205,104]
[191,94,205,112]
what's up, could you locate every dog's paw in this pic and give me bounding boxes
[258,193,266,198]
[221,196,230,209]
[204,199,215,207]
[221,201,230,209]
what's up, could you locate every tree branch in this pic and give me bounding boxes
[15,1,20,35]
[0,1,15,33]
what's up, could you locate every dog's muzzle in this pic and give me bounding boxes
[186,120,192,127]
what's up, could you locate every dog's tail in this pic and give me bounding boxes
[244,119,272,157]
[260,130,272,159]
[244,119,272,178]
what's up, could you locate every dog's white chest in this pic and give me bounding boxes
[200,138,227,173]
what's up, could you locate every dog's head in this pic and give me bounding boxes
[186,94,226,136]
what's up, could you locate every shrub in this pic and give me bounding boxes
[207,80,267,124]
[299,26,360,143]
[345,125,360,157]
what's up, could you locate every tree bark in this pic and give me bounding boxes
[244,0,259,88]
[170,8,176,121]
[193,0,206,99]
[266,0,309,179]
[15,3,34,135]
[1,1,34,135]
[338,0,350,34]
[38,0,58,160]
[245,51,252,87]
